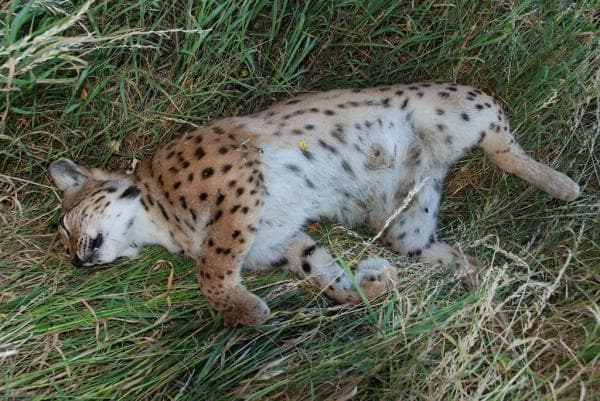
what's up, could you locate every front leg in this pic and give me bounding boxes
[196,173,270,327]
[197,248,269,327]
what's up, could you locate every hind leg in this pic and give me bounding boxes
[381,179,479,288]
[283,233,397,303]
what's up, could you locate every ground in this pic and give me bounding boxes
[0,1,598,400]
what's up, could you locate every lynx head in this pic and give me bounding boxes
[50,158,142,267]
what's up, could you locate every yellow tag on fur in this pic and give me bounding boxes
[298,139,309,153]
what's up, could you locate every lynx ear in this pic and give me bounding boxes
[49,158,89,193]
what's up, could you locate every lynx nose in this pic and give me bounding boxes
[71,255,84,267]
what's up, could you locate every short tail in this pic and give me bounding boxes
[483,142,580,201]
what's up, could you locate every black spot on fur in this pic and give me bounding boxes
[195,147,206,159]
[285,164,301,173]
[401,98,409,109]
[232,230,241,239]
[341,159,355,176]
[188,172,194,182]
[286,99,301,105]
[271,257,288,268]
[305,178,316,189]
[222,164,232,173]
[213,210,223,222]
[436,109,444,115]
[216,192,225,205]
[407,249,422,257]
[157,202,169,220]
[230,204,241,213]
[301,261,311,273]
[438,91,450,98]
[236,187,245,197]
[218,147,228,155]
[202,168,214,179]
[120,186,140,199]
[478,131,486,144]
[302,150,314,161]
[331,127,346,144]
[302,245,316,257]
[318,139,337,154]
[461,113,470,121]
[324,109,335,115]
[199,193,208,201]
[475,104,484,110]
[304,124,314,130]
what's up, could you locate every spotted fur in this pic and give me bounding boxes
[50,83,580,326]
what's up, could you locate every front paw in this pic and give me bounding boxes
[221,290,270,327]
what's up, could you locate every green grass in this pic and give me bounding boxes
[0,0,598,399]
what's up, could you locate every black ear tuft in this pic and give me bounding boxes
[120,185,140,199]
